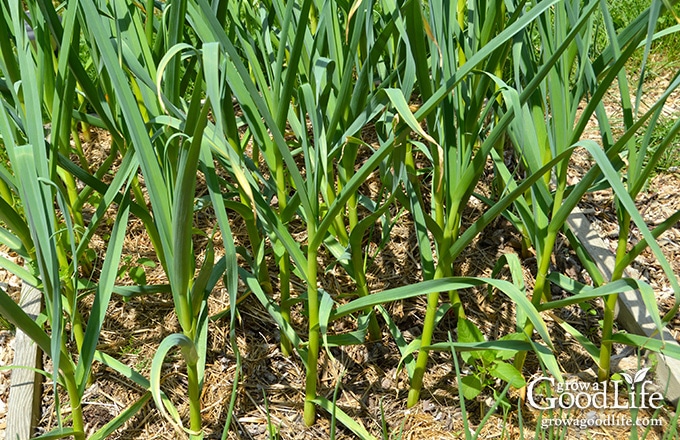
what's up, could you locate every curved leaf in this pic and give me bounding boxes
[150,334,198,430]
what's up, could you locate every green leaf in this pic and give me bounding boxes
[0,256,39,287]
[33,428,78,440]
[461,375,483,400]
[549,314,600,364]
[424,340,534,353]
[0,364,55,383]
[319,289,336,360]
[89,392,152,440]
[383,89,438,146]
[541,275,657,315]
[76,195,131,393]
[191,240,215,316]
[150,334,198,430]
[491,253,525,295]
[490,363,526,388]
[334,277,554,354]
[138,258,156,268]
[458,318,485,344]
[95,351,152,389]
[458,318,488,363]
[128,266,147,285]
[608,333,680,360]
[496,334,529,361]
[169,91,212,333]
[312,396,378,440]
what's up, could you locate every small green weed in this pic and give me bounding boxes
[457,319,526,410]
[117,256,156,285]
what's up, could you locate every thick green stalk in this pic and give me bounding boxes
[145,0,155,44]
[63,368,85,440]
[513,163,569,372]
[0,181,12,210]
[598,291,619,381]
[275,158,286,207]
[403,143,426,223]
[57,248,86,352]
[278,250,293,356]
[56,169,84,228]
[404,133,465,406]
[406,226,464,406]
[347,190,358,231]
[512,228,558,372]
[303,223,319,426]
[326,169,349,246]
[598,210,630,381]
[443,263,463,317]
[274,162,293,355]
[443,199,464,317]
[351,245,382,341]
[533,231,559,305]
[341,142,380,340]
[186,361,202,439]
[407,265,445,407]
[70,301,85,353]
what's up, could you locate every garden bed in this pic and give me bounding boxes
[2,1,680,439]
[2,137,679,439]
